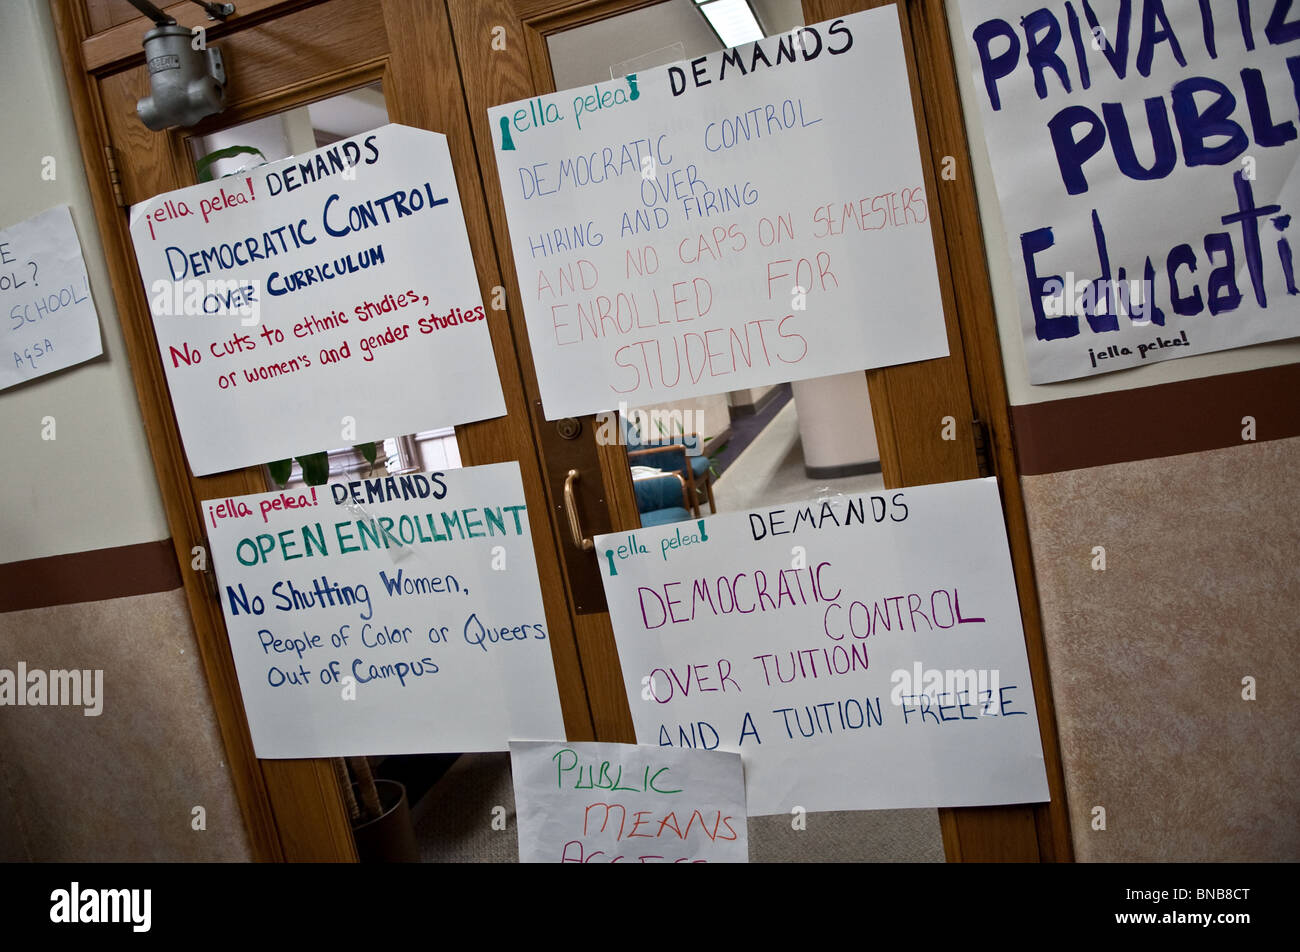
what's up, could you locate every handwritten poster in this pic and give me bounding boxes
[2,206,103,390]
[130,124,505,476]
[594,478,1050,816]
[957,0,1300,383]
[204,461,565,758]
[488,7,948,419]
[510,740,747,863]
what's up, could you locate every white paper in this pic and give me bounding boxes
[510,740,747,863]
[488,7,948,419]
[594,477,1050,816]
[129,124,505,476]
[1,206,103,390]
[204,461,565,758]
[956,0,1300,384]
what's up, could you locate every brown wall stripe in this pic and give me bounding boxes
[1011,362,1300,476]
[0,540,182,613]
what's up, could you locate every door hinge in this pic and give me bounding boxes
[104,145,127,208]
[972,418,995,478]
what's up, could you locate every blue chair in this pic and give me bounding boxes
[630,468,693,526]
[624,418,715,518]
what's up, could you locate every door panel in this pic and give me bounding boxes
[445,0,642,745]
[57,0,602,861]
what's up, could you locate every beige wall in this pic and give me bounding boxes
[1021,438,1300,861]
[0,0,168,564]
[0,0,251,861]
[0,590,252,861]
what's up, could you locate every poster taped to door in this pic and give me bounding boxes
[488,6,948,419]
[956,0,1300,383]
[129,124,505,476]
[204,461,565,758]
[594,477,1050,816]
[510,740,748,863]
[1,205,103,390]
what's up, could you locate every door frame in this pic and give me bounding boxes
[51,0,1072,861]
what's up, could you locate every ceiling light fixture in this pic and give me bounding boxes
[695,0,765,49]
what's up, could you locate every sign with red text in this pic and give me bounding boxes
[204,462,564,758]
[594,478,1050,815]
[488,7,947,419]
[2,206,103,390]
[129,124,504,476]
[956,0,1300,383]
[510,740,747,863]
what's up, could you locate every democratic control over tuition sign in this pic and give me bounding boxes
[510,740,748,863]
[488,6,948,419]
[129,124,505,476]
[1,206,103,390]
[957,0,1300,384]
[204,462,565,758]
[594,478,1050,816]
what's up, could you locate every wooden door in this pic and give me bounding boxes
[52,0,1072,861]
[53,0,603,861]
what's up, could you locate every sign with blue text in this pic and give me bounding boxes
[204,461,565,758]
[488,6,948,419]
[129,124,505,476]
[594,478,1050,816]
[957,0,1300,383]
[1,206,103,391]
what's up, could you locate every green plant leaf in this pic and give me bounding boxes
[195,145,268,183]
[297,452,330,486]
[267,458,292,487]
[355,442,378,466]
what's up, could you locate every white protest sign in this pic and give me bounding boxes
[488,7,948,419]
[594,478,1050,816]
[510,740,747,863]
[205,461,565,758]
[130,124,505,476]
[956,0,1300,384]
[1,206,103,390]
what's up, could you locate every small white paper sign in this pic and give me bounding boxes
[510,740,747,863]
[488,6,948,419]
[130,124,505,476]
[1,206,103,390]
[594,478,1050,816]
[205,461,565,758]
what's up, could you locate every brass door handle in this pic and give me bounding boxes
[562,469,594,551]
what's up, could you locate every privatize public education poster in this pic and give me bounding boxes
[957,0,1300,384]
[2,205,103,390]
[594,478,1050,816]
[129,124,505,476]
[510,740,748,863]
[489,6,948,420]
[204,461,565,758]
